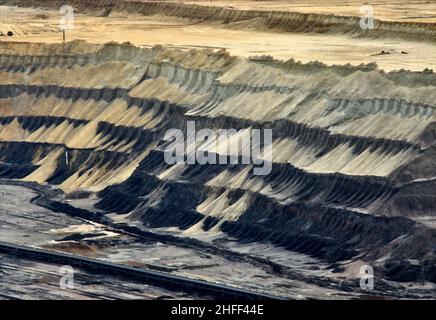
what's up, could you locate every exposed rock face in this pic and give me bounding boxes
[2,0,436,42]
[0,41,435,284]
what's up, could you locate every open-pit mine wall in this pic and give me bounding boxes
[2,0,436,42]
[0,41,435,283]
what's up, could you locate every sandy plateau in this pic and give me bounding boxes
[0,3,436,71]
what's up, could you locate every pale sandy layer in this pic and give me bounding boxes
[165,0,436,23]
[1,6,436,71]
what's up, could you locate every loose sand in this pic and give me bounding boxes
[1,4,436,71]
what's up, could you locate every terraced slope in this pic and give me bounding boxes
[0,41,435,285]
[3,0,436,42]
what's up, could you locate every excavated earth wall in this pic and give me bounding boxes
[0,41,435,284]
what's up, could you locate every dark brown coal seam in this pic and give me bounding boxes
[98,169,418,268]
[153,147,397,186]
[0,117,163,156]
[173,114,421,167]
[95,161,395,223]
[0,84,421,154]
[94,152,394,218]
[0,115,88,130]
[117,170,396,221]
[0,140,132,158]
[0,179,426,296]
[124,149,397,205]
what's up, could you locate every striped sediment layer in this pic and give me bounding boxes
[2,0,436,42]
[0,41,435,284]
